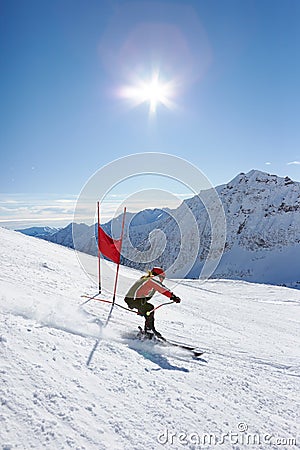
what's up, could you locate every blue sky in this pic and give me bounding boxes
[1,0,300,227]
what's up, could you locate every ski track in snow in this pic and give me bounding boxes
[0,228,300,449]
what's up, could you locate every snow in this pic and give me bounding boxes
[0,227,300,449]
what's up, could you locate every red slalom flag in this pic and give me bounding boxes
[98,225,122,264]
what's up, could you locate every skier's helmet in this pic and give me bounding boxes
[151,267,166,281]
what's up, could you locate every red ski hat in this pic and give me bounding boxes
[151,267,166,280]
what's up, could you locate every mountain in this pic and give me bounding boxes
[107,169,300,288]
[129,208,169,226]
[44,222,92,249]
[0,227,299,448]
[16,226,60,239]
[17,209,169,255]
[17,170,300,288]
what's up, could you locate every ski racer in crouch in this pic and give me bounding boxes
[124,267,181,337]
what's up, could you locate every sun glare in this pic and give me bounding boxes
[120,72,176,115]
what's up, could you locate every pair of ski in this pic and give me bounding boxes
[137,326,204,358]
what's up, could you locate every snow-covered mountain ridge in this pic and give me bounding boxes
[17,169,300,288]
[0,227,299,449]
[216,169,300,251]
[16,226,60,239]
[104,170,300,287]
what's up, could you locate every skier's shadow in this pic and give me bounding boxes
[127,342,189,373]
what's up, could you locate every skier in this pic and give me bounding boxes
[124,267,181,337]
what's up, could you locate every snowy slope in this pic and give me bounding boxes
[0,227,300,449]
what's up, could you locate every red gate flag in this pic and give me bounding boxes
[98,225,122,264]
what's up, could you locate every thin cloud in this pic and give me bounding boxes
[0,194,78,229]
[56,199,77,204]
[287,161,300,165]
[0,190,192,229]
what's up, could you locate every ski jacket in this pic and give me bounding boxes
[125,275,173,301]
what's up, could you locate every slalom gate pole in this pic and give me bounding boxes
[80,291,102,306]
[86,207,127,366]
[81,295,175,314]
[97,201,101,293]
[81,295,139,313]
[105,206,126,326]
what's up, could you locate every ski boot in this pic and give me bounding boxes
[144,314,164,340]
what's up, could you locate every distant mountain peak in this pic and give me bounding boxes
[227,169,298,190]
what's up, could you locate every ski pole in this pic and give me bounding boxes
[146,301,175,315]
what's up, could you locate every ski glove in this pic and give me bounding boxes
[171,294,181,303]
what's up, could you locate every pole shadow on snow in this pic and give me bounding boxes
[86,338,102,366]
[86,319,104,366]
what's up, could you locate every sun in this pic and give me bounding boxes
[136,74,171,113]
[119,72,176,115]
